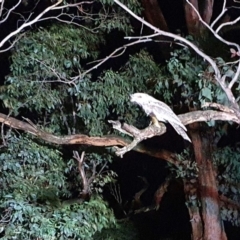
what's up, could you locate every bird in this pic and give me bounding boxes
[130,93,191,142]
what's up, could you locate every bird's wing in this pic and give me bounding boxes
[147,101,191,142]
[170,122,191,142]
[149,101,187,131]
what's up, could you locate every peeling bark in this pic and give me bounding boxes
[190,123,227,240]
[183,179,203,240]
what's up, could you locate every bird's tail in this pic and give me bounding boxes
[171,122,191,142]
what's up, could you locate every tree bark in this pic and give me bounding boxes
[141,0,170,58]
[183,179,203,240]
[184,0,201,36]
[0,113,179,164]
[190,123,227,240]
[141,0,169,32]
[200,0,214,24]
[199,0,214,34]
[184,0,214,36]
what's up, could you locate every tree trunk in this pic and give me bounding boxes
[199,0,214,24]
[190,124,227,240]
[141,0,170,58]
[183,179,203,240]
[184,0,214,36]
[199,0,214,34]
[183,0,201,36]
[141,0,169,32]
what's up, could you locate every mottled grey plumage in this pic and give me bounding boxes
[130,93,191,142]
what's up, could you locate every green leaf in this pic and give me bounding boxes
[201,87,212,100]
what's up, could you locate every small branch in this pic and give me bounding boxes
[54,1,93,10]
[109,120,166,157]
[0,0,21,24]
[87,161,97,186]
[186,0,240,49]
[154,176,171,209]
[228,60,240,89]
[132,176,149,210]
[219,194,240,210]
[185,0,240,109]
[73,151,90,197]
[211,0,227,28]
[109,183,122,205]
[0,0,5,18]
[216,15,240,34]
[72,38,152,82]
[0,0,64,49]
[0,207,12,224]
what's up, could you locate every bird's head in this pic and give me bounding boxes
[130,93,156,105]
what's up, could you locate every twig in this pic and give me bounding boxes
[0,0,64,49]
[0,0,21,24]
[74,38,152,82]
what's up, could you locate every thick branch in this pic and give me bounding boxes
[109,109,240,157]
[0,113,177,164]
[0,109,239,160]
[178,110,240,125]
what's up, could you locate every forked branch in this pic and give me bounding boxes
[0,109,239,161]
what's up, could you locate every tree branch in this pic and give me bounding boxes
[0,109,239,161]
[113,0,220,79]
[113,0,240,111]
[0,1,92,52]
[0,0,64,49]
[0,112,177,164]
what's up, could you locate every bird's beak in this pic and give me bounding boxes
[130,94,134,102]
